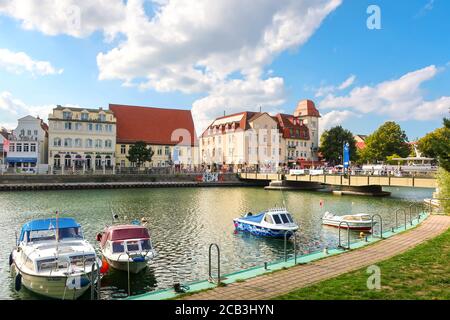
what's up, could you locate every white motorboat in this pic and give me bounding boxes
[322,212,375,231]
[10,217,102,300]
[233,207,299,238]
[97,224,156,274]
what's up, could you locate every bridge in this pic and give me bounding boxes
[238,172,437,196]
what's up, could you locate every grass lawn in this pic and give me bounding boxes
[276,227,450,300]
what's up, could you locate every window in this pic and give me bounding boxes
[23,144,29,152]
[34,130,38,136]
[95,139,102,148]
[9,143,15,152]
[272,215,282,224]
[165,146,170,155]
[81,112,89,121]
[141,239,152,250]
[286,214,294,223]
[157,148,162,156]
[75,123,82,131]
[64,138,72,147]
[264,215,274,224]
[106,124,113,132]
[120,145,126,154]
[20,129,25,136]
[112,242,125,253]
[74,139,82,147]
[30,144,36,152]
[98,114,106,122]
[126,241,140,252]
[27,130,31,136]
[16,144,22,152]
[64,122,72,130]
[63,111,72,120]
[86,139,93,148]
[88,123,93,131]
[105,140,112,148]
[95,124,102,131]
[54,138,61,147]
[279,214,289,224]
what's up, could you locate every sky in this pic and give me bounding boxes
[0,0,449,140]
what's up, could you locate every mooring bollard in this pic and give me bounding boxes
[264,262,268,270]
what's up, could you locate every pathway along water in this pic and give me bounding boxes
[0,186,432,300]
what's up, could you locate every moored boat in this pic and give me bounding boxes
[233,207,299,238]
[322,212,375,231]
[98,224,156,274]
[10,217,101,300]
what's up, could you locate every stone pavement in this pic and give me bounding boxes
[182,215,450,300]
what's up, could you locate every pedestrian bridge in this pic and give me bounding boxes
[238,172,437,189]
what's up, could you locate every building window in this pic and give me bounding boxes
[31,144,36,152]
[74,139,82,147]
[27,130,31,136]
[88,123,93,131]
[64,122,72,130]
[34,130,38,136]
[20,129,25,136]
[75,123,82,131]
[106,124,113,132]
[95,139,102,148]
[9,143,15,152]
[120,160,125,167]
[54,138,61,147]
[157,148,162,156]
[99,114,106,122]
[64,138,72,147]
[63,111,72,120]
[81,112,89,121]
[105,140,112,148]
[23,144,29,152]
[86,139,93,148]
[121,145,126,154]
[16,144,22,152]
[165,146,170,156]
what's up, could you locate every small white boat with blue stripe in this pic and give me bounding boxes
[233,208,299,238]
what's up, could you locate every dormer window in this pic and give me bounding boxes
[63,111,72,120]
[98,114,106,122]
[81,112,89,121]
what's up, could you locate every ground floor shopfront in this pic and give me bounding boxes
[50,151,115,173]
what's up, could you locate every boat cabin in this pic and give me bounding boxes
[244,208,295,226]
[19,218,84,244]
[100,225,152,254]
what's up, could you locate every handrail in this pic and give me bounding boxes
[283,231,297,263]
[338,221,351,250]
[90,261,101,300]
[208,243,220,284]
[371,214,383,239]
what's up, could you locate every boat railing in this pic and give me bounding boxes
[208,243,221,285]
[338,221,351,250]
[90,261,101,300]
[370,214,383,239]
[394,208,408,231]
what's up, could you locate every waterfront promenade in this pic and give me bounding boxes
[182,214,450,300]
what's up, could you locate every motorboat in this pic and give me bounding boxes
[97,224,156,274]
[322,212,375,231]
[233,207,299,238]
[10,217,101,300]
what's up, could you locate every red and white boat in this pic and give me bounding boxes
[97,225,156,274]
[322,212,375,231]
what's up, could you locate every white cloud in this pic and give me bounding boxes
[319,65,450,121]
[0,0,126,39]
[0,91,54,129]
[0,48,63,76]
[319,110,357,137]
[314,74,356,97]
[338,74,356,90]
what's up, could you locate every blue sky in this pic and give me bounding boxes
[0,0,449,140]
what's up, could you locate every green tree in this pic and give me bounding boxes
[417,118,450,171]
[319,126,358,165]
[126,141,154,167]
[362,121,410,163]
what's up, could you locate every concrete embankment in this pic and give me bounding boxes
[0,173,266,192]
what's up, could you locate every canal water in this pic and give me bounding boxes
[0,186,432,300]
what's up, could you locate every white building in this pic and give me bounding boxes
[48,106,116,173]
[5,116,48,173]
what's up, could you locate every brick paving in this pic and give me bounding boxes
[182,215,450,300]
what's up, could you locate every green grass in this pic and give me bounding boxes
[275,227,450,300]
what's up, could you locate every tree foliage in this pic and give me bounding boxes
[417,118,450,171]
[359,121,410,163]
[319,126,357,165]
[126,141,154,167]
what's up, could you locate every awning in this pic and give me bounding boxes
[6,157,37,163]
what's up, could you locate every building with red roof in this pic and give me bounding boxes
[110,104,198,168]
[199,99,321,170]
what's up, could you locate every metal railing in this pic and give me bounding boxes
[283,231,298,264]
[371,214,383,239]
[338,221,351,250]
[208,243,221,284]
[90,262,101,300]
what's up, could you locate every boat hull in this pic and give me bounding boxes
[12,264,94,300]
[234,220,297,238]
[322,219,374,231]
[106,258,148,274]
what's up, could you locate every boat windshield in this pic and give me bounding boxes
[27,227,83,243]
[270,213,294,225]
[111,239,151,253]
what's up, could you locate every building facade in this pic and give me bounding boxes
[48,106,116,173]
[200,99,321,171]
[109,104,198,169]
[5,116,48,173]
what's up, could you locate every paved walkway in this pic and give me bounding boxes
[183,215,450,300]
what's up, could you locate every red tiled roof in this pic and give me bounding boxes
[201,111,262,137]
[276,113,310,140]
[109,104,197,146]
[294,100,321,117]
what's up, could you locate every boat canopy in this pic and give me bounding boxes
[101,225,150,247]
[240,212,265,223]
[19,218,81,242]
